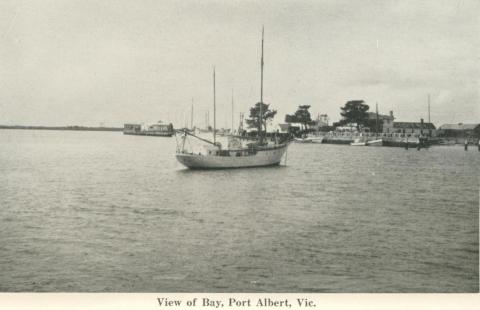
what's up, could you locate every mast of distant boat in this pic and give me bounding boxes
[428,94,431,124]
[231,88,234,134]
[259,26,264,144]
[213,67,216,145]
[191,98,194,131]
[317,114,320,135]
[375,103,379,139]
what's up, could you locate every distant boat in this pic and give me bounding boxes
[124,121,174,137]
[382,135,428,148]
[366,139,383,146]
[294,135,324,143]
[350,137,383,146]
[175,28,290,169]
[350,138,367,146]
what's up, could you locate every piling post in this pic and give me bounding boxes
[464,139,468,151]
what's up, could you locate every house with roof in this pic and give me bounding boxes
[366,111,395,133]
[389,121,437,136]
[438,123,480,138]
[380,112,436,138]
[369,109,436,136]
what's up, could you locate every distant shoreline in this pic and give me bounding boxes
[0,125,123,132]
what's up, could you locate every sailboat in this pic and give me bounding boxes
[175,29,290,169]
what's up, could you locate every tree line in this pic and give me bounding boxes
[244,100,373,135]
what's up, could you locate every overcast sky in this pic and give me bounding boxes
[1,0,478,128]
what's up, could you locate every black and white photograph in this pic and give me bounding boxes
[0,0,478,307]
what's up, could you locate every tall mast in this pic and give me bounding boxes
[428,94,431,124]
[259,26,264,142]
[231,88,234,133]
[191,99,194,129]
[260,27,264,105]
[375,102,379,137]
[213,67,216,145]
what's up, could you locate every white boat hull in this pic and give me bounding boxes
[176,144,288,169]
[350,137,367,146]
[294,137,324,143]
[366,139,383,146]
[310,137,324,144]
[351,138,383,146]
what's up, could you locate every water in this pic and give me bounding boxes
[0,130,478,292]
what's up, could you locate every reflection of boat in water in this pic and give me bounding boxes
[175,28,290,169]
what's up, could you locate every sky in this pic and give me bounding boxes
[0,0,478,128]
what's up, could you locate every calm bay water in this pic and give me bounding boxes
[0,130,478,292]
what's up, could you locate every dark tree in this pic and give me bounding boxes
[285,105,312,131]
[340,100,370,130]
[245,102,277,134]
[284,114,298,123]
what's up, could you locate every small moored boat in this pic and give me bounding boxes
[350,138,367,146]
[294,135,324,143]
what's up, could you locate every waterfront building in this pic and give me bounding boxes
[367,110,395,133]
[123,121,174,136]
[438,123,480,139]
[123,123,142,134]
[387,121,437,137]
[378,110,436,137]
[148,122,174,133]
